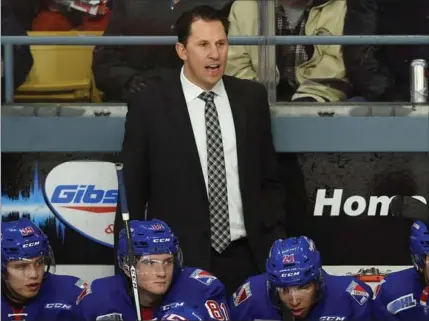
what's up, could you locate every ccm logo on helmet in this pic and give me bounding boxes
[22,241,40,248]
[45,303,72,310]
[281,272,300,277]
[153,238,171,243]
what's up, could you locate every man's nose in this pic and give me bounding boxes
[208,45,220,60]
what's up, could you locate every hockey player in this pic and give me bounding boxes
[229,236,373,320]
[77,219,229,321]
[1,218,87,321]
[373,220,429,320]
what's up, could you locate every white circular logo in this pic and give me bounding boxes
[44,161,117,247]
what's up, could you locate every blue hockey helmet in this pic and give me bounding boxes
[266,237,322,288]
[410,220,429,272]
[117,219,182,269]
[160,306,205,321]
[1,218,53,273]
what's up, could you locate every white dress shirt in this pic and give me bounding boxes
[180,68,246,241]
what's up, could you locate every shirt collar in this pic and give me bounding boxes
[180,67,226,103]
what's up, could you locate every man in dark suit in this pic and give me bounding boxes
[119,5,286,295]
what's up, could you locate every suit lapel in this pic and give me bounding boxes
[165,71,208,201]
[223,76,247,191]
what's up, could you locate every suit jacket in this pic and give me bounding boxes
[116,69,286,271]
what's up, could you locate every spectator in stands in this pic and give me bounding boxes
[32,0,111,31]
[343,0,429,102]
[1,2,34,101]
[225,0,354,102]
[92,0,233,103]
[3,0,111,32]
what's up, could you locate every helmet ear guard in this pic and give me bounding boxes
[410,220,429,272]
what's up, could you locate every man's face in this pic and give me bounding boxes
[278,283,319,318]
[176,19,228,90]
[5,256,45,299]
[136,254,175,296]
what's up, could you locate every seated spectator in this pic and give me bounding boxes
[1,2,33,101]
[343,0,429,102]
[32,0,111,31]
[226,0,354,103]
[92,0,233,103]
[2,0,111,32]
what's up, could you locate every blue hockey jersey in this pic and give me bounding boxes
[229,270,373,321]
[1,272,86,321]
[373,267,428,320]
[77,266,229,321]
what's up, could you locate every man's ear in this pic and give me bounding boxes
[176,42,187,61]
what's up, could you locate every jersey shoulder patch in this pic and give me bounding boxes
[346,280,370,305]
[232,281,252,306]
[387,293,417,315]
[75,279,92,305]
[373,279,386,300]
[75,279,90,289]
[189,269,218,286]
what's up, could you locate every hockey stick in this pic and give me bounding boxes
[115,163,142,321]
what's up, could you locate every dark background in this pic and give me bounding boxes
[2,152,428,266]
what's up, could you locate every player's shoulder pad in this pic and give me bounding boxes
[49,273,80,284]
[374,268,417,301]
[48,274,88,293]
[231,280,253,307]
[344,276,372,306]
[185,267,223,288]
[75,275,122,305]
[375,268,420,314]
[75,278,93,305]
[231,274,266,308]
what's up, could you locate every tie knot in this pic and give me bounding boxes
[198,91,215,103]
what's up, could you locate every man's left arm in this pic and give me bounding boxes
[256,84,286,232]
[202,279,230,320]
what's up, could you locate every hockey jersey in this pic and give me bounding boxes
[1,272,86,321]
[77,266,229,321]
[229,270,373,320]
[373,267,428,320]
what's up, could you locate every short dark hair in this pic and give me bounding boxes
[175,5,230,45]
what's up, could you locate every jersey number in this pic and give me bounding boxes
[205,300,229,320]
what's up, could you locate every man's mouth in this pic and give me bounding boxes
[26,283,41,291]
[205,64,220,72]
[290,308,305,317]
